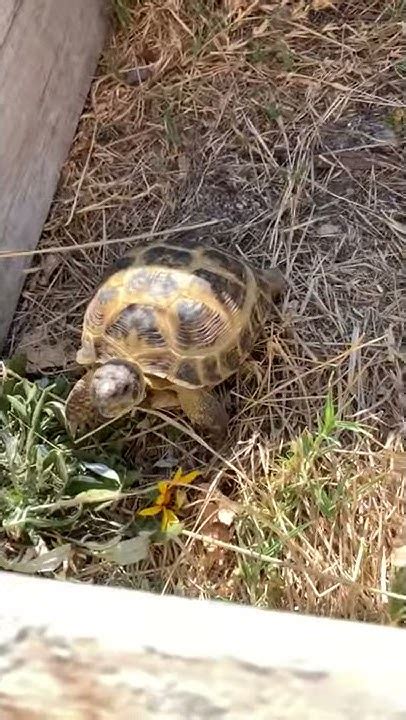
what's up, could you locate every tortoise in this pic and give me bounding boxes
[65,238,285,439]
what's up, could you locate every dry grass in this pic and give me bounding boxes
[4,0,406,621]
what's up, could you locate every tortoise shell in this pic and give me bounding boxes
[76,240,280,389]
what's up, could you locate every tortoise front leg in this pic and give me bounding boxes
[65,371,96,437]
[176,387,228,443]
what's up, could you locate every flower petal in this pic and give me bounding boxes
[155,492,167,507]
[138,505,162,517]
[175,469,201,486]
[161,508,179,531]
[175,488,187,510]
[157,481,169,494]
[169,467,183,486]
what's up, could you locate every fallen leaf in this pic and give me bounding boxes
[0,544,71,574]
[98,533,151,565]
[16,331,69,371]
[81,462,121,484]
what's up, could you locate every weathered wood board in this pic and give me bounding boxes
[0,572,406,719]
[0,0,107,348]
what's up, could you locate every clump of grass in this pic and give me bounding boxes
[233,396,389,614]
[171,391,404,621]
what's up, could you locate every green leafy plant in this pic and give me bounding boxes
[282,393,373,518]
[0,363,134,537]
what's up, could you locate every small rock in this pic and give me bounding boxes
[121,64,156,86]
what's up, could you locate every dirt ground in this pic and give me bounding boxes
[6,0,406,620]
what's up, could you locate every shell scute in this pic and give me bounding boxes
[175,298,229,351]
[142,245,192,268]
[203,247,247,284]
[106,304,166,349]
[175,360,201,386]
[202,356,222,384]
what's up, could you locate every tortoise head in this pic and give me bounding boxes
[65,360,146,436]
[90,360,146,419]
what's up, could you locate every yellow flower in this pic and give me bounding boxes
[138,468,201,531]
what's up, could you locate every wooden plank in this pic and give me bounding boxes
[0,571,405,719]
[0,0,107,348]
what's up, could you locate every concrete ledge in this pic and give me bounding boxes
[0,572,405,718]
